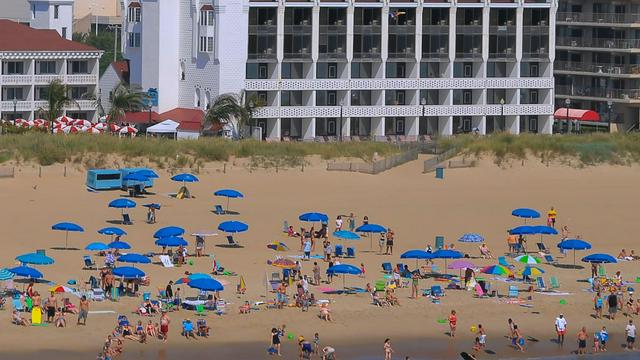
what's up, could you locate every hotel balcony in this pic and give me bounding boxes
[555,85,640,103]
[1,100,32,112]
[557,37,640,52]
[558,12,640,27]
[522,48,549,60]
[0,74,99,86]
[554,62,640,78]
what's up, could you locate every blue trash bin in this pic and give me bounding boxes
[435,167,444,179]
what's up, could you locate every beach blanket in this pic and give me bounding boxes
[159,255,174,268]
[88,310,116,314]
[288,255,324,259]
[535,291,571,296]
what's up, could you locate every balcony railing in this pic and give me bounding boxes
[554,61,640,75]
[1,100,32,112]
[422,25,449,34]
[556,85,640,100]
[558,12,640,24]
[283,50,312,60]
[489,25,517,34]
[522,49,549,59]
[0,75,33,84]
[354,24,382,33]
[456,25,482,35]
[353,50,382,59]
[489,50,516,60]
[422,50,450,60]
[319,24,347,33]
[249,24,277,34]
[388,49,416,59]
[455,50,483,59]
[388,24,416,34]
[557,37,640,50]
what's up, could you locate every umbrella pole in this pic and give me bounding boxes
[227,198,230,213]
[343,274,346,289]
[65,231,69,249]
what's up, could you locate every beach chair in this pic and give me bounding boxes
[431,285,444,297]
[381,262,393,274]
[143,292,151,301]
[346,247,355,258]
[544,254,557,265]
[215,300,226,315]
[396,263,404,273]
[550,276,560,289]
[536,242,550,254]
[214,205,225,215]
[36,249,46,255]
[122,213,132,225]
[226,235,239,247]
[195,304,206,316]
[91,288,105,301]
[512,243,523,254]
[83,255,96,270]
[536,276,546,291]
[271,272,281,282]
[598,265,607,278]
[435,236,444,250]
[335,245,343,257]
[283,269,291,283]
[498,256,515,269]
[283,220,289,233]
[196,319,209,337]
[508,285,519,298]
[375,280,386,292]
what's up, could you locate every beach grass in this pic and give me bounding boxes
[438,133,640,165]
[0,133,400,166]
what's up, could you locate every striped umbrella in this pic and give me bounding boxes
[270,258,296,269]
[267,242,289,252]
[521,266,545,277]
[49,285,74,293]
[119,126,138,134]
[480,264,513,276]
[458,233,484,243]
[0,268,15,281]
[515,254,541,265]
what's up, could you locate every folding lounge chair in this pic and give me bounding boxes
[226,235,239,247]
[536,276,546,291]
[12,297,24,311]
[499,256,515,269]
[214,205,225,215]
[346,247,355,258]
[271,272,281,282]
[508,285,519,298]
[122,213,133,225]
[83,255,96,270]
[334,245,343,257]
[544,254,557,264]
[381,262,393,274]
[536,242,550,254]
[374,280,386,292]
[91,288,105,301]
[431,285,444,297]
[550,276,560,289]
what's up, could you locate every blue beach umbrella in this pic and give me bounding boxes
[16,253,54,265]
[171,173,199,183]
[108,240,132,250]
[122,173,149,183]
[8,265,43,279]
[98,227,127,236]
[117,253,151,264]
[533,226,558,235]
[401,249,434,268]
[511,208,540,223]
[326,264,362,288]
[581,253,617,264]
[188,278,224,292]
[355,223,387,251]
[175,273,211,285]
[108,198,137,209]
[333,230,360,240]
[0,268,15,281]
[85,242,109,251]
[143,203,161,210]
[510,226,537,235]
[432,249,463,274]
[299,212,329,223]
[458,233,484,243]
[112,266,145,279]
[522,266,545,277]
[51,222,84,249]
[218,221,248,233]
[132,169,159,178]
[154,236,188,247]
[154,226,185,239]
[558,239,592,266]
[214,189,244,213]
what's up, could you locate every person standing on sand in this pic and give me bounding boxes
[271,327,282,356]
[313,262,321,285]
[385,228,395,255]
[555,314,567,346]
[160,311,170,343]
[599,326,608,351]
[594,292,603,319]
[477,324,486,350]
[513,325,525,352]
[335,216,343,232]
[547,207,557,228]
[46,291,57,323]
[449,310,457,337]
[507,318,515,341]
[383,338,393,360]
[609,291,618,320]
[626,319,636,350]
[77,295,89,325]
[577,326,588,355]
[348,213,355,232]
[410,272,419,299]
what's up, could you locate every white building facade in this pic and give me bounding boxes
[0,20,102,121]
[121,0,557,141]
[28,0,75,40]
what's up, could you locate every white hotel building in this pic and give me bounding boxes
[121,0,557,140]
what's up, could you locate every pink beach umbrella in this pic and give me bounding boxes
[13,118,27,127]
[63,125,81,134]
[33,119,47,128]
[448,259,477,279]
[74,119,92,128]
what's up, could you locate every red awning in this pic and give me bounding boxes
[553,108,601,122]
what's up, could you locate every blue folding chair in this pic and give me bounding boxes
[544,254,557,264]
[122,213,132,225]
[346,247,355,258]
[214,205,225,215]
[498,256,514,269]
[335,245,343,257]
[508,285,519,298]
[431,285,444,297]
[381,262,393,274]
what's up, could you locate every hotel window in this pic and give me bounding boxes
[62,27,67,39]
[128,32,141,48]
[199,36,214,53]
[128,5,141,23]
[69,61,89,74]
[54,5,59,19]
[4,88,24,101]
[4,61,24,75]
[70,87,88,100]
[36,87,49,101]
[200,9,214,26]
[37,61,56,74]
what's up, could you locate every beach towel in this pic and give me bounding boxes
[31,307,42,325]
[159,255,174,268]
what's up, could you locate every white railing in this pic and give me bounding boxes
[245,77,554,91]
[66,74,99,85]
[0,75,33,85]
[74,100,96,110]
[1,100,33,112]
[33,75,65,84]
[252,104,554,119]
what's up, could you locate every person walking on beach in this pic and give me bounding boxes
[348,213,355,232]
[46,291,57,323]
[410,272,419,299]
[547,207,557,228]
[608,291,618,320]
[383,338,393,360]
[160,311,170,343]
[507,318,516,344]
[626,319,636,350]
[577,326,588,355]
[313,262,321,285]
[385,228,395,255]
[555,314,567,346]
[599,326,608,351]
[271,327,282,356]
[77,295,89,325]
[594,292,603,319]
[477,324,487,351]
[449,310,458,337]
[513,325,525,352]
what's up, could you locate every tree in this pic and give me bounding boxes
[73,30,123,75]
[38,79,75,131]
[108,83,148,123]
[240,90,264,139]
[204,93,247,137]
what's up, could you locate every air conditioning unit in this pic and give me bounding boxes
[300,47,309,54]
[539,20,547,26]
[371,47,379,53]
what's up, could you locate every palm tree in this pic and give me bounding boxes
[240,90,264,139]
[39,79,75,131]
[204,93,247,137]
[108,83,148,123]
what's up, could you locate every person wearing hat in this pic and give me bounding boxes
[555,314,567,346]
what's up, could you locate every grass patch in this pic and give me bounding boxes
[439,133,640,166]
[0,133,399,167]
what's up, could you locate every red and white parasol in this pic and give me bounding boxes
[63,125,81,134]
[56,115,74,124]
[93,122,107,131]
[86,127,102,134]
[109,123,121,132]
[73,119,92,128]
[33,119,47,128]
[119,126,138,135]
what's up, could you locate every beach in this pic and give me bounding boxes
[1,155,640,359]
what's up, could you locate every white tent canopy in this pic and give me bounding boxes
[146,119,179,135]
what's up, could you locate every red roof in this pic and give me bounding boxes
[125,107,205,128]
[111,61,129,82]
[201,4,214,11]
[177,121,202,132]
[554,108,601,122]
[0,20,99,52]
[124,111,160,123]
[128,2,141,8]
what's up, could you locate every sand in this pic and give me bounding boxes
[1,155,640,359]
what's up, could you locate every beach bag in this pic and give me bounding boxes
[267,347,277,355]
